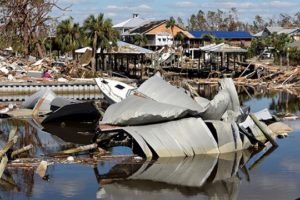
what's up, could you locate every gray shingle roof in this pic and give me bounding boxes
[113,17,147,29]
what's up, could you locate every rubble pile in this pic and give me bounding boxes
[0,54,101,83]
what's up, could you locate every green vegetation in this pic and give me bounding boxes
[185,9,300,33]
[83,13,118,72]
[0,1,118,72]
[55,17,82,59]
[166,16,176,37]
[2,1,300,67]
[133,34,148,47]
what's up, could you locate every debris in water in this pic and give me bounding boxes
[36,160,48,178]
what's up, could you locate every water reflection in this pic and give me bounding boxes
[98,151,254,200]
[42,120,97,145]
[0,118,98,157]
[0,87,300,199]
[0,118,99,199]
[198,84,300,114]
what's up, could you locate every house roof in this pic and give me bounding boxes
[123,20,166,35]
[122,20,194,39]
[191,31,253,39]
[265,26,300,35]
[113,16,147,29]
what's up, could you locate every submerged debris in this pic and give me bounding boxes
[36,161,48,178]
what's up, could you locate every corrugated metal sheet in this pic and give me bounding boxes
[137,74,207,113]
[123,118,219,157]
[22,88,53,109]
[101,95,196,126]
[205,121,243,153]
[99,76,269,158]
[200,90,230,120]
[219,78,241,120]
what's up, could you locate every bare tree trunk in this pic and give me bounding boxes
[23,31,30,56]
[32,32,45,58]
[280,54,282,67]
[91,32,97,72]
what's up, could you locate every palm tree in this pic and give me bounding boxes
[166,17,176,42]
[56,17,81,59]
[133,34,148,47]
[202,34,216,44]
[83,13,118,72]
[174,32,185,45]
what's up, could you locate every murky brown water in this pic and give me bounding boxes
[0,89,300,200]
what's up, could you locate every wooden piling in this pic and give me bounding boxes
[249,113,278,147]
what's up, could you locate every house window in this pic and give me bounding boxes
[163,38,166,42]
[158,38,161,41]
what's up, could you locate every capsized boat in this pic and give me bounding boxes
[95,78,135,104]
[22,89,101,123]
[42,97,100,123]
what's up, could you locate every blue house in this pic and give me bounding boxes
[190,31,253,47]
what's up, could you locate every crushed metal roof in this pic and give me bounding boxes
[100,75,252,157]
[199,43,248,53]
[75,41,154,54]
[112,41,154,54]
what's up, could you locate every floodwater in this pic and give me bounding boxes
[1,89,300,200]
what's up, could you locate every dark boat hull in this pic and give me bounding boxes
[42,101,100,123]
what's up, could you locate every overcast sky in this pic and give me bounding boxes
[54,0,300,25]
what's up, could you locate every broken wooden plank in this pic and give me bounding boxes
[8,127,17,141]
[59,143,98,155]
[0,136,18,158]
[0,156,8,179]
[11,144,33,158]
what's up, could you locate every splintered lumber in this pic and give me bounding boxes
[249,113,278,147]
[0,136,18,158]
[36,161,48,178]
[11,144,33,158]
[0,156,8,179]
[59,143,98,155]
[8,127,17,141]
